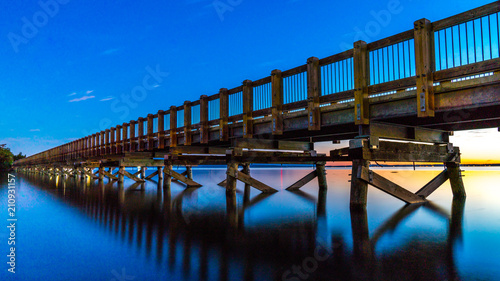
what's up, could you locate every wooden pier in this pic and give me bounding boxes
[15,2,500,207]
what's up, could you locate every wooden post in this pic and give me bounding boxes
[170,106,178,147]
[91,134,96,157]
[158,166,164,181]
[118,166,124,183]
[186,166,193,180]
[242,80,253,138]
[147,114,154,150]
[164,164,172,188]
[316,163,327,190]
[226,162,238,192]
[100,131,105,156]
[116,125,122,154]
[307,57,321,131]
[242,163,251,200]
[129,120,136,152]
[200,95,209,144]
[94,134,100,157]
[219,88,229,141]
[105,129,110,155]
[446,162,466,198]
[93,134,98,157]
[414,18,435,117]
[99,166,104,181]
[83,137,87,158]
[158,110,165,149]
[271,69,284,135]
[184,101,192,146]
[138,117,145,151]
[122,123,128,152]
[111,127,117,154]
[353,41,370,125]
[350,159,370,208]
[140,167,146,179]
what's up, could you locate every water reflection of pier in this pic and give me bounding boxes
[23,172,466,280]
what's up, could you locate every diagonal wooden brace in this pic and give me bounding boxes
[145,170,159,180]
[227,166,278,193]
[415,169,449,198]
[286,170,318,191]
[121,170,146,182]
[82,168,99,179]
[164,167,202,188]
[101,169,119,180]
[358,167,426,204]
[172,170,188,182]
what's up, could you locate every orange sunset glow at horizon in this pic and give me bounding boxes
[316,128,500,166]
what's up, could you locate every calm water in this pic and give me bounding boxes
[1,167,500,281]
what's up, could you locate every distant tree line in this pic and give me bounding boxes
[0,144,25,171]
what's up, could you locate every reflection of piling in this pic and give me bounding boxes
[447,197,466,281]
[226,190,238,229]
[350,207,374,279]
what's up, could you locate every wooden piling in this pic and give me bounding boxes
[226,162,239,192]
[350,159,370,208]
[316,163,327,190]
[446,162,466,198]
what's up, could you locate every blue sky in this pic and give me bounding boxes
[0,0,497,158]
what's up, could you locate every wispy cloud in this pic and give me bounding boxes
[29,129,40,132]
[101,48,120,55]
[68,92,77,96]
[100,96,114,101]
[69,95,95,102]
[86,90,94,94]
